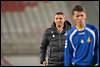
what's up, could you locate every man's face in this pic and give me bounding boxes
[54,15,65,28]
[73,11,87,25]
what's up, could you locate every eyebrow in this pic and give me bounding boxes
[76,14,84,17]
[56,18,63,19]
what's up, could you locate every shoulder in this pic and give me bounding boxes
[86,24,98,31]
[86,24,98,34]
[65,26,77,37]
[44,27,53,35]
[68,26,77,34]
[45,28,51,32]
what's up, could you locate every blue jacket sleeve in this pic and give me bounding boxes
[87,24,99,65]
[95,28,99,65]
[64,34,73,66]
[92,26,99,65]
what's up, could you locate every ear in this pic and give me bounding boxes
[85,14,87,19]
[84,14,87,21]
[83,12,87,19]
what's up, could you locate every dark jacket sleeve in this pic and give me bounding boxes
[40,29,49,64]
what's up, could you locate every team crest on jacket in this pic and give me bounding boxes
[87,37,92,43]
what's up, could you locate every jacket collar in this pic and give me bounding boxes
[51,20,71,34]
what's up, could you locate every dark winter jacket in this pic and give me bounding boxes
[40,20,71,66]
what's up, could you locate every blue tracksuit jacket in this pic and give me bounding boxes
[64,24,99,66]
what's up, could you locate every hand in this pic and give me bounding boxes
[94,64,99,66]
[43,60,48,66]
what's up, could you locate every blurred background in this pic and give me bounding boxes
[1,1,99,66]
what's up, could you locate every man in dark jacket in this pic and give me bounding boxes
[40,12,71,66]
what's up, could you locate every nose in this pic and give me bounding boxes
[57,19,61,22]
[78,16,82,19]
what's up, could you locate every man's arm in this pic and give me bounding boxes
[92,26,99,66]
[64,34,73,66]
[40,29,49,64]
[95,28,99,65]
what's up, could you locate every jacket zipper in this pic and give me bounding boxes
[58,32,61,64]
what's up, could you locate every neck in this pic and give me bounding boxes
[76,24,85,31]
[56,25,64,32]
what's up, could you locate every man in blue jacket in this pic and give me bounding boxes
[64,5,99,66]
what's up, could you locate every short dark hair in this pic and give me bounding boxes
[72,5,85,15]
[56,12,64,15]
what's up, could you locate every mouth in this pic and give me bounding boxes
[57,25,61,28]
[77,20,84,23]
